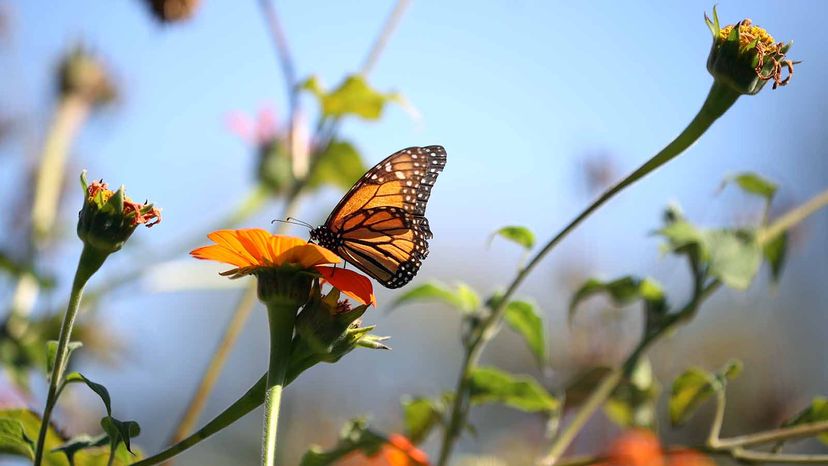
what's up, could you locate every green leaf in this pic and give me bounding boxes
[763,232,788,283]
[300,419,389,466]
[722,172,778,202]
[46,341,83,379]
[0,409,69,465]
[100,417,139,455]
[705,230,762,290]
[401,397,443,445]
[52,434,108,464]
[503,300,546,367]
[669,368,716,426]
[0,417,35,459]
[468,367,558,413]
[490,226,535,250]
[669,360,741,426]
[307,140,367,190]
[301,75,398,120]
[569,276,666,323]
[604,358,660,428]
[780,397,828,445]
[392,281,479,313]
[64,372,112,417]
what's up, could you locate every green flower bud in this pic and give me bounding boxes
[705,7,796,95]
[77,171,160,255]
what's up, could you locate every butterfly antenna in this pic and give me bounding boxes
[271,217,314,230]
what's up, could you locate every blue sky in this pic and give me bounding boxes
[2,1,827,463]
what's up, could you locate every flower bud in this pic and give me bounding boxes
[705,7,795,95]
[77,171,160,255]
[58,46,116,106]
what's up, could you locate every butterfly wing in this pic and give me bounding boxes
[321,145,446,288]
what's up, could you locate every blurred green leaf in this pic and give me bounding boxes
[763,232,788,283]
[63,373,111,417]
[669,368,715,426]
[780,397,828,445]
[722,172,778,202]
[46,341,83,379]
[604,358,660,428]
[401,397,443,445]
[100,417,139,456]
[0,417,35,459]
[705,230,762,290]
[0,409,68,465]
[307,140,367,190]
[669,360,741,426]
[503,300,545,367]
[301,75,399,120]
[490,226,535,250]
[469,367,558,413]
[53,434,107,465]
[300,419,389,466]
[392,281,479,313]
[569,276,666,323]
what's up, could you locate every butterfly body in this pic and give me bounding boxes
[310,145,446,288]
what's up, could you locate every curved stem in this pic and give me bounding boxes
[261,300,297,466]
[437,81,740,466]
[33,245,106,466]
[361,0,412,75]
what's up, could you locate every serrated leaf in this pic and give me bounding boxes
[64,373,111,417]
[302,75,398,120]
[490,226,535,250]
[468,367,558,413]
[401,397,443,445]
[569,276,666,323]
[0,417,35,459]
[100,417,139,455]
[46,341,83,379]
[503,301,545,367]
[722,172,778,202]
[307,140,367,190]
[392,282,479,313]
[780,397,828,445]
[705,230,762,290]
[763,232,788,282]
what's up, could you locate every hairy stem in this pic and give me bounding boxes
[261,300,297,465]
[437,81,740,466]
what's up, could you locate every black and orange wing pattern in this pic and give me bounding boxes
[310,145,446,288]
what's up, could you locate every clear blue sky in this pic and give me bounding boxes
[2,1,826,463]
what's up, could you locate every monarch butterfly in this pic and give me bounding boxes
[309,145,446,288]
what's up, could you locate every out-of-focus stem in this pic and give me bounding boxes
[438,80,740,466]
[361,0,412,76]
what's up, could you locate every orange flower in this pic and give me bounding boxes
[339,434,429,466]
[603,430,714,466]
[191,228,375,306]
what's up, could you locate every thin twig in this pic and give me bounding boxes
[361,0,412,75]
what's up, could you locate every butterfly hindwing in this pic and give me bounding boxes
[311,145,445,288]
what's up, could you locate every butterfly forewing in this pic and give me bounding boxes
[312,145,446,288]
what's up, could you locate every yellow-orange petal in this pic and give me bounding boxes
[190,244,253,269]
[316,266,376,306]
[385,434,429,466]
[205,229,262,266]
[277,240,341,268]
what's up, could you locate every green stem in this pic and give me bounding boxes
[536,186,828,465]
[261,300,297,466]
[33,244,107,466]
[437,81,740,466]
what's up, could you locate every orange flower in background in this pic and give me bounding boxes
[191,228,376,306]
[603,430,714,466]
[339,434,429,466]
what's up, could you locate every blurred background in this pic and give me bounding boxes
[0,0,826,464]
